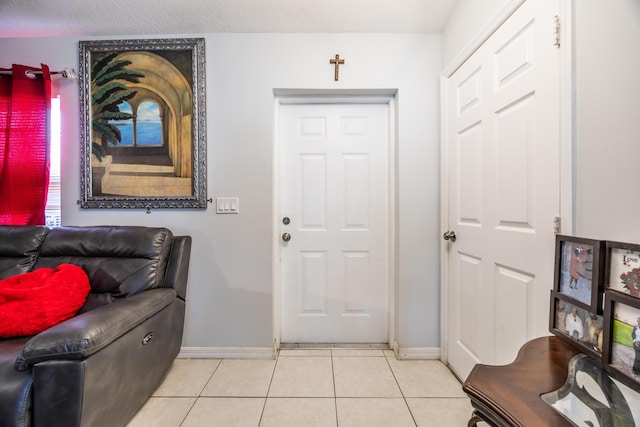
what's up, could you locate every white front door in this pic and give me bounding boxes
[279,102,390,343]
[445,0,561,379]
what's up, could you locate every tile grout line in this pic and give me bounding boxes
[384,353,418,427]
[256,353,280,426]
[179,359,223,427]
[176,397,199,427]
[331,349,340,427]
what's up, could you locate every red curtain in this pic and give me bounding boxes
[0,64,51,225]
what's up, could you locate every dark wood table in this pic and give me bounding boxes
[462,336,581,427]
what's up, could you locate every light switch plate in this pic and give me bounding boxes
[216,197,239,214]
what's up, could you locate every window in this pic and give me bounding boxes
[136,100,163,146]
[45,96,61,227]
[105,100,164,148]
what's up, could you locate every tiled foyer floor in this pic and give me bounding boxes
[127,348,477,427]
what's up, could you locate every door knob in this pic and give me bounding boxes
[443,231,456,242]
[282,232,291,242]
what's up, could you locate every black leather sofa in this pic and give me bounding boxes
[0,225,191,427]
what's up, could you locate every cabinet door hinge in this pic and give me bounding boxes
[553,15,561,48]
[553,216,561,234]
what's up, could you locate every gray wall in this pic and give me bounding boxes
[0,33,442,351]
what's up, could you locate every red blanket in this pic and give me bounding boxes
[0,264,90,338]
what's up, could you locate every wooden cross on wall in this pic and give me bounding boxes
[329,54,345,81]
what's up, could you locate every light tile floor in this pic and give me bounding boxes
[127,348,478,427]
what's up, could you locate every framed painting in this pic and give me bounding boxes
[553,235,605,312]
[605,241,640,300]
[79,38,207,209]
[549,291,604,360]
[602,290,640,392]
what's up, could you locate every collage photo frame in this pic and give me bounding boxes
[550,235,605,361]
[549,235,640,392]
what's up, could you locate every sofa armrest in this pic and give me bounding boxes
[15,288,176,371]
[165,235,192,300]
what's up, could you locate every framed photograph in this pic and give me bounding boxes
[549,291,604,360]
[554,235,605,311]
[605,241,640,299]
[602,290,640,392]
[79,38,207,209]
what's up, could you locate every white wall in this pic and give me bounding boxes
[441,0,512,69]
[0,33,442,351]
[573,0,640,242]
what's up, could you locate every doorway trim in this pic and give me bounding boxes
[272,89,397,351]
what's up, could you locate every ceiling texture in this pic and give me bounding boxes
[0,0,458,38]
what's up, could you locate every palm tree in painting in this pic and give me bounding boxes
[91,52,144,161]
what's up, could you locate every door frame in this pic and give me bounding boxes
[272,90,397,349]
[439,0,575,363]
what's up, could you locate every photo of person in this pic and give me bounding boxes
[559,241,594,306]
[570,247,588,289]
[610,301,640,379]
[554,299,604,354]
[566,306,585,340]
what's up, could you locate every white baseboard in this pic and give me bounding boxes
[178,347,276,360]
[391,341,441,360]
[179,345,439,360]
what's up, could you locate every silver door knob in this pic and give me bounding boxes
[443,231,456,242]
[282,232,291,242]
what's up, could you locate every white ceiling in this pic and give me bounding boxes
[0,0,458,38]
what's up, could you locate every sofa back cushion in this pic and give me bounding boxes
[33,226,173,304]
[0,226,49,280]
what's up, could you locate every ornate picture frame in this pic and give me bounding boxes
[79,38,207,209]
